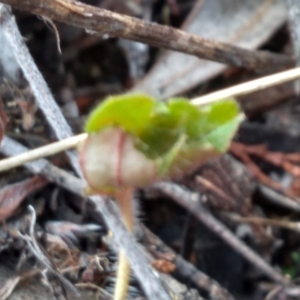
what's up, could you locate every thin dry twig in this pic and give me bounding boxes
[230,142,283,191]
[0,0,294,72]
[191,66,300,106]
[0,133,87,173]
[230,142,300,177]
[154,181,289,285]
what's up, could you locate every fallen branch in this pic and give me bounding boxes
[0,0,294,72]
[0,6,170,300]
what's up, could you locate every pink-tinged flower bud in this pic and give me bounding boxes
[79,127,157,193]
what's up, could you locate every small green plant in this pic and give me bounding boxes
[282,251,300,279]
[78,93,242,300]
[80,93,241,193]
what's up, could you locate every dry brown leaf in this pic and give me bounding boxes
[151,259,176,274]
[0,175,47,221]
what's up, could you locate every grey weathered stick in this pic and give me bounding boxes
[287,0,300,65]
[259,184,300,214]
[141,224,235,300]
[0,6,170,300]
[0,4,81,175]
[0,0,294,72]
[155,182,289,285]
[0,136,171,300]
[286,0,300,92]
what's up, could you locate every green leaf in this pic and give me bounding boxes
[135,100,183,158]
[194,100,242,152]
[136,97,206,158]
[149,98,242,177]
[137,97,241,158]
[84,93,242,181]
[85,93,156,135]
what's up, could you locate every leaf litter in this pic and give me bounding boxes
[0,1,300,300]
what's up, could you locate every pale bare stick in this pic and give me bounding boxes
[0,4,81,176]
[0,7,170,300]
[0,133,87,173]
[192,66,300,106]
[2,66,300,172]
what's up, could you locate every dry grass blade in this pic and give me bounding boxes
[191,66,300,106]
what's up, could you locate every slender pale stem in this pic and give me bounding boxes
[0,133,87,173]
[114,250,131,300]
[115,188,134,232]
[114,187,134,300]
[192,66,300,106]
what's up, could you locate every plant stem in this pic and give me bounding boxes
[115,250,131,300]
[114,187,134,300]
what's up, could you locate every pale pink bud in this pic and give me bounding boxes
[79,127,157,193]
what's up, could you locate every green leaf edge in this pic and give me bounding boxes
[85,93,242,161]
